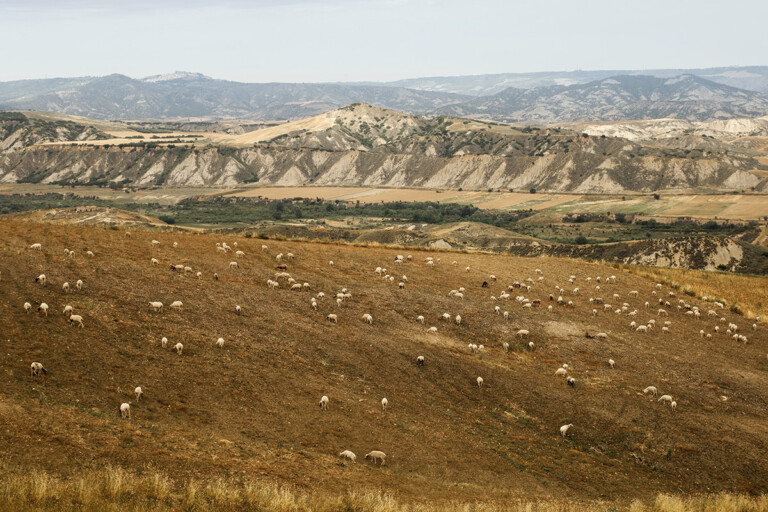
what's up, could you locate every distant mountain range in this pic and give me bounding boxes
[1,67,768,123]
[367,66,768,96]
[435,74,768,123]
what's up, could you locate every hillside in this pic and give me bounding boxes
[1,105,764,192]
[0,111,109,153]
[437,75,768,123]
[0,218,767,506]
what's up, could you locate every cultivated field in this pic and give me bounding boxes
[227,187,768,220]
[1,218,767,510]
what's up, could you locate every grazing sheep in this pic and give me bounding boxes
[236,250,245,258]
[365,451,386,465]
[329,261,334,266]
[75,279,83,291]
[595,332,607,339]
[381,398,388,410]
[502,342,510,352]
[671,401,677,411]
[170,301,183,311]
[30,362,46,377]
[320,395,329,410]
[24,302,32,314]
[229,261,239,270]
[476,376,484,387]
[416,315,425,324]
[235,305,242,315]
[528,341,535,351]
[428,326,438,334]
[35,274,47,286]
[609,359,615,369]
[120,403,131,419]
[417,356,425,366]
[161,337,168,348]
[560,424,573,438]
[291,283,302,291]
[567,377,576,387]
[362,313,373,325]
[69,314,84,328]
[152,240,160,247]
[455,315,462,325]
[216,337,225,348]
[135,387,143,401]
[174,343,183,355]
[148,302,163,312]
[326,314,338,323]
[86,250,94,258]
[658,395,673,404]
[339,450,356,462]
[29,243,42,251]
[151,258,159,265]
[38,303,49,317]
[516,329,529,338]
[643,386,658,397]
[554,368,568,377]
[62,282,70,293]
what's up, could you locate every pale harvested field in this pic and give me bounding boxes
[0,184,225,204]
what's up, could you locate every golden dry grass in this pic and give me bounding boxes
[620,265,768,320]
[1,467,766,512]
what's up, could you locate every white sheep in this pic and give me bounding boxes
[658,395,673,404]
[555,367,567,377]
[29,243,42,251]
[24,302,32,314]
[36,274,47,286]
[455,315,462,325]
[416,315,425,324]
[320,395,329,410]
[365,451,386,465]
[151,258,159,266]
[516,329,529,338]
[329,261,334,266]
[671,401,677,410]
[86,250,94,257]
[427,326,437,334]
[235,305,242,315]
[216,337,225,348]
[75,279,83,291]
[560,424,573,438]
[528,341,535,351]
[476,376,484,387]
[120,403,131,418]
[609,359,615,369]
[170,301,183,311]
[362,314,373,325]
[149,302,163,312]
[326,314,338,323]
[161,337,168,348]
[339,450,356,462]
[502,342,509,352]
[38,303,49,317]
[69,314,84,328]
[229,261,239,270]
[236,250,245,258]
[643,386,658,397]
[135,386,143,401]
[381,397,388,410]
[174,342,183,355]
[417,356,425,366]
[30,362,46,377]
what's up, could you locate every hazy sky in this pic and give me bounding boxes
[1,0,766,82]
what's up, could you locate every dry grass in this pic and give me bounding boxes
[620,264,768,320]
[0,468,766,512]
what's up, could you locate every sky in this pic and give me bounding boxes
[1,0,766,83]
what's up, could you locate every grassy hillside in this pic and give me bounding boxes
[0,219,767,508]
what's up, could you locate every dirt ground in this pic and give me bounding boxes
[0,219,767,505]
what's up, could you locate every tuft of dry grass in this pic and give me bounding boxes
[0,469,766,512]
[620,264,768,320]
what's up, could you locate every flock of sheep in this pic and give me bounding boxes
[18,232,765,470]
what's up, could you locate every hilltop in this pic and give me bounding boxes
[0,218,767,507]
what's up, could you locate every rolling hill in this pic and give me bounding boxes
[1,105,765,192]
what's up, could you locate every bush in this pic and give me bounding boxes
[158,215,176,225]
[575,236,588,245]
[529,188,536,194]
